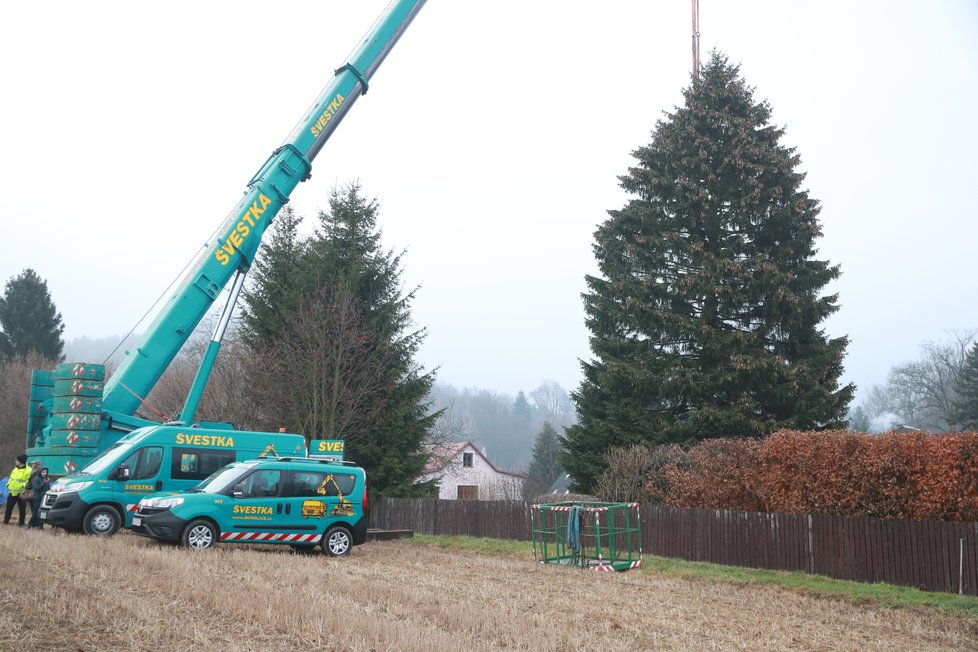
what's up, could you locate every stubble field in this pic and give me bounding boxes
[0,525,975,651]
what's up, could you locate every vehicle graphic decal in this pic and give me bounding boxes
[302,500,327,519]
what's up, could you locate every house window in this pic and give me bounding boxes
[457,485,478,500]
[463,452,473,468]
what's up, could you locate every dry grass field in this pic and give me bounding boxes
[1,525,976,651]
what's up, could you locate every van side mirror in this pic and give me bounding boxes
[110,465,130,481]
[232,483,244,498]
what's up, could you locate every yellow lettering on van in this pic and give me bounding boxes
[175,433,235,447]
[233,505,273,515]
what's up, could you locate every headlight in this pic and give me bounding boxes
[141,496,184,509]
[50,481,92,494]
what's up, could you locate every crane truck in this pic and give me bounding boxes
[25,0,427,532]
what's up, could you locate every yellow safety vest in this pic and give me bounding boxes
[7,466,31,496]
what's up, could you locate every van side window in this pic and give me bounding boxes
[120,446,164,480]
[171,447,236,481]
[288,471,357,497]
[286,471,357,497]
[328,474,357,496]
[139,447,163,479]
[240,470,282,498]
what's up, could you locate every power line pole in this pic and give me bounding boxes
[692,0,701,83]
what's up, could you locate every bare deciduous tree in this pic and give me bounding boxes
[592,443,685,503]
[0,353,58,462]
[145,319,266,430]
[529,380,574,425]
[862,330,976,432]
[249,286,395,443]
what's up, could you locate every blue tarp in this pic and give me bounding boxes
[0,476,8,505]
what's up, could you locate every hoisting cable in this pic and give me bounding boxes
[102,222,230,366]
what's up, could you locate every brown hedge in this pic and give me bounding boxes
[659,430,978,521]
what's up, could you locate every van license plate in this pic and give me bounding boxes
[132,517,141,527]
[40,511,46,520]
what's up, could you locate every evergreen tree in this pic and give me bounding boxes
[240,206,306,346]
[563,53,853,491]
[847,405,872,433]
[244,183,438,496]
[513,391,532,423]
[0,269,64,360]
[523,422,563,501]
[953,343,978,430]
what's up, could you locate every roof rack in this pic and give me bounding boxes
[269,456,359,467]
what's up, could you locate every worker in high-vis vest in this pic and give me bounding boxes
[4,454,31,526]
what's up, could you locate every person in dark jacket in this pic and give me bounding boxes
[28,459,41,481]
[26,467,51,530]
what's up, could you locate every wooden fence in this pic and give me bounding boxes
[371,498,978,596]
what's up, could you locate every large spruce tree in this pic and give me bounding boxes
[239,205,306,347]
[0,268,65,360]
[563,53,853,491]
[242,183,438,496]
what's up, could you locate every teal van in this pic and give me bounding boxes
[131,456,366,556]
[39,425,307,535]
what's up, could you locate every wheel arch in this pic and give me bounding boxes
[82,502,126,534]
[183,515,222,538]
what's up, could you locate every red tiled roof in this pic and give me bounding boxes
[422,440,526,478]
[423,442,469,474]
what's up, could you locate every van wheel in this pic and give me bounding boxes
[83,506,120,536]
[321,525,352,557]
[182,519,217,549]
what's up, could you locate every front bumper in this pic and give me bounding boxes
[39,492,91,531]
[131,508,187,543]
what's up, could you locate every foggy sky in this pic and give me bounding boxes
[1,1,976,405]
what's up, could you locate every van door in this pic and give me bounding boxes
[277,470,338,545]
[288,470,359,523]
[112,445,165,524]
[220,468,289,543]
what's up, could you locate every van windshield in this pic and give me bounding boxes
[191,462,258,494]
[77,443,134,476]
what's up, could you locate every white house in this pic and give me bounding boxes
[419,441,526,500]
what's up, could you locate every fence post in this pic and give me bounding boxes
[807,514,814,574]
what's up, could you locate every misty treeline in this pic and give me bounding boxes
[848,329,978,433]
[429,382,575,471]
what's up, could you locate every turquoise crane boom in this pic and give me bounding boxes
[26,0,426,476]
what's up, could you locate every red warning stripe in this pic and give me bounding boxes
[220,532,321,543]
[590,559,642,572]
